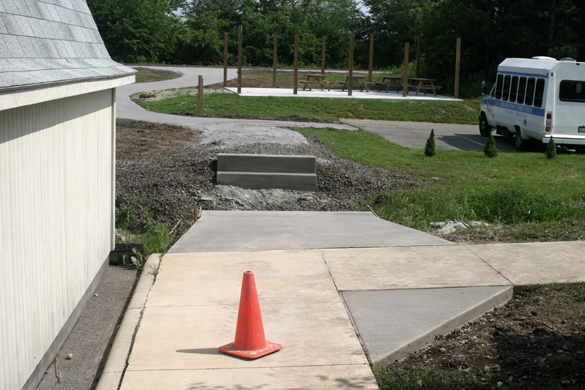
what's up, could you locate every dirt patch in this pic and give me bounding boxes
[115,119,419,227]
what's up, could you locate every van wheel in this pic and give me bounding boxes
[479,113,491,137]
[515,128,528,151]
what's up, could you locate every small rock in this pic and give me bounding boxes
[65,353,73,360]
[439,347,447,353]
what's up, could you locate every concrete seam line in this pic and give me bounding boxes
[95,253,163,390]
[462,245,514,286]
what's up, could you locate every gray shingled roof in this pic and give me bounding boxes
[0,0,135,90]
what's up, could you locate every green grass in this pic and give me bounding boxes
[140,89,479,124]
[294,128,585,233]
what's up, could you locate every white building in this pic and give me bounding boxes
[0,1,135,389]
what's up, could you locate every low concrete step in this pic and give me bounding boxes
[217,153,315,174]
[216,153,317,191]
[216,172,317,191]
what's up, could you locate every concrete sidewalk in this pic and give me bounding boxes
[100,211,585,390]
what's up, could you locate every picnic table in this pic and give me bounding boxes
[339,74,370,92]
[376,76,441,96]
[376,76,403,92]
[299,74,331,91]
[408,78,441,96]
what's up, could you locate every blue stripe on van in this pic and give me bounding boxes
[483,98,546,117]
[498,70,549,79]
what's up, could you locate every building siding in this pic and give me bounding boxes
[0,89,115,390]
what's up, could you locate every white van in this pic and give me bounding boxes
[480,56,585,151]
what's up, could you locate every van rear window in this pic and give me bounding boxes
[560,80,585,102]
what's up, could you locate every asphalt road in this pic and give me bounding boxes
[341,120,519,153]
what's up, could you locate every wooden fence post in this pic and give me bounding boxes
[272,34,278,88]
[321,36,326,74]
[368,33,374,83]
[237,25,242,94]
[223,32,228,87]
[454,37,461,98]
[293,34,299,95]
[198,75,203,114]
[402,42,409,97]
[348,34,354,96]
[416,34,421,78]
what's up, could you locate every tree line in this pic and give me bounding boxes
[88,0,585,97]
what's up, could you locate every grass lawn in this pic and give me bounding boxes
[295,127,585,240]
[140,89,479,124]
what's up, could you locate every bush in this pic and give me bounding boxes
[546,137,557,159]
[484,132,498,157]
[425,129,436,157]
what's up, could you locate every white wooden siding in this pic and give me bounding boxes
[0,89,115,390]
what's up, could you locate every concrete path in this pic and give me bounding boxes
[102,211,585,390]
[341,120,518,152]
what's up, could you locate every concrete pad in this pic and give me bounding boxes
[342,286,513,366]
[121,250,377,389]
[228,87,461,102]
[323,246,511,291]
[169,211,452,253]
[121,364,378,390]
[467,241,585,285]
[147,251,340,307]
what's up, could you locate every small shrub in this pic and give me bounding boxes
[483,132,498,157]
[425,129,436,157]
[546,137,557,159]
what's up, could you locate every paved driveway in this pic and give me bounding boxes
[342,120,518,152]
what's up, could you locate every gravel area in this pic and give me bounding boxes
[115,119,420,228]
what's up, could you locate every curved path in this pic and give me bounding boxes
[116,66,357,147]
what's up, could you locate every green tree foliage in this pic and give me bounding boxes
[88,0,185,63]
[88,0,585,92]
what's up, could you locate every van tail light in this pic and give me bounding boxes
[546,111,552,132]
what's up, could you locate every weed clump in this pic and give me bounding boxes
[425,129,436,157]
[484,132,498,158]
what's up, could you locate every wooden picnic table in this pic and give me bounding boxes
[339,74,370,92]
[409,78,440,96]
[299,74,331,91]
[376,76,403,92]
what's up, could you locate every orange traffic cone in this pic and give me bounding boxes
[219,271,282,359]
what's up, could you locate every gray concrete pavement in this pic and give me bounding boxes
[169,211,451,253]
[104,211,585,390]
[342,119,518,152]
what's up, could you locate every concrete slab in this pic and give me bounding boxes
[121,364,378,390]
[323,246,511,291]
[342,286,513,366]
[228,87,461,102]
[121,251,377,389]
[467,241,585,285]
[169,211,453,253]
[147,251,340,308]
